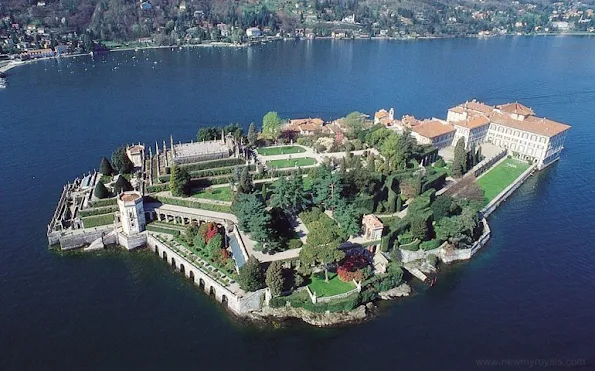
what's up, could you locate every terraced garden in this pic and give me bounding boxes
[266,157,317,169]
[257,146,306,156]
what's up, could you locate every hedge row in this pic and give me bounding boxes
[270,292,359,313]
[422,172,447,193]
[155,195,232,213]
[89,198,118,208]
[79,205,118,218]
[147,184,169,193]
[179,158,244,172]
[82,214,114,228]
[146,224,181,236]
[158,164,256,183]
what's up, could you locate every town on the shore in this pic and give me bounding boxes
[47,100,570,326]
[1,0,594,67]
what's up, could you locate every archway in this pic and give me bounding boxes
[162,251,167,261]
[209,286,215,297]
[155,245,159,254]
[180,264,185,275]
[189,270,195,283]
[221,295,228,307]
[171,257,176,268]
[199,278,205,290]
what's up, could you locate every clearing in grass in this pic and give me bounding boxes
[308,272,356,297]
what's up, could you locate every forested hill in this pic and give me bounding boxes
[1,0,594,52]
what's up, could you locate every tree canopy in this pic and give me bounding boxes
[262,111,282,141]
[111,146,134,174]
[170,165,191,196]
[113,175,133,194]
[238,256,265,292]
[452,137,467,178]
[99,157,114,176]
[94,181,110,199]
[265,261,284,296]
[247,122,257,147]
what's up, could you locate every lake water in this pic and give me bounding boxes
[1,37,595,370]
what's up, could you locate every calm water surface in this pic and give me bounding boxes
[1,37,595,370]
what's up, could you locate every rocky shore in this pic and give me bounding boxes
[248,284,411,327]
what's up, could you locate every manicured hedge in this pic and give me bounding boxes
[422,172,447,193]
[79,205,118,218]
[155,195,232,213]
[147,184,169,193]
[399,239,421,251]
[179,158,244,172]
[89,198,118,208]
[82,214,114,228]
[146,224,181,236]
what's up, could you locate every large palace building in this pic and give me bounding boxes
[379,100,571,170]
[446,101,570,169]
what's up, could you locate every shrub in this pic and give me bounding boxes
[179,158,244,172]
[94,181,110,199]
[337,253,370,282]
[420,239,442,251]
[287,239,303,250]
[113,176,133,194]
[79,205,118,217]
[427,254,438,267]
[99,157,114,176]
[434,158,446,167]
[398,231,414,245]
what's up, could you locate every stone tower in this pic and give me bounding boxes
[117,191,146,235]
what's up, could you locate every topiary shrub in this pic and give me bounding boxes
[113,175,133,194]
[94,181,110,199]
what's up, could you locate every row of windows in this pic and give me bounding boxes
[490,125,546,143]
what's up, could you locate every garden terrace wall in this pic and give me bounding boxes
[79,205,119,218]
[480,163,537,218]
[179,158,245,172]
[146,234,264,315]
[154,195,232,213]
[439,219,491,263]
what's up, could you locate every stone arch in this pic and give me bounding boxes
[171,257,176,268]
[199,278,205,289]
[155,245,159,254]
[180,264,185,275]
[189,270,195,282]
[221,295,228,307]
[162,251,167,261]
[209,286,216,297]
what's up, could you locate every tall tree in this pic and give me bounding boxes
[233,193,272,247]
[343,111,366,135]
[311,164,343,210]
[247,122,257,147]
[111,146,134,174]
[170,165,191,196]
[300,219,346,282]
[452,137,467,178]
[237,166,254,195]
[262,111,282,141]
[94,181,110,199]
[334,199,361,237]
[265,261,284,296]
[238,256,265,292]
[113,175,133,194]
[99,157,114,176]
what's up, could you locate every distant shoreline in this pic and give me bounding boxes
[1,32,592,75]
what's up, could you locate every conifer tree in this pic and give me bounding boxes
[452,138,467,178]
[170,165,191,196]
[247,122,257,147]
[238,256,265,292]
[265,261,285,296]
[94,181,110,199]
[113,175,133,194]
[99,157,114,176]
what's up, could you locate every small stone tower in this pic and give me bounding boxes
[117,191,146,235]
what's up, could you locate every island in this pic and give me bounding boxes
[47,100,570,326]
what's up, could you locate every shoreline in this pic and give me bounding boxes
[1,32,592,76]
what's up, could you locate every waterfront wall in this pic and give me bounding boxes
[56,225,115,250]
[146,234,263,315]
[399,246,443,264]
[440,219,492,263]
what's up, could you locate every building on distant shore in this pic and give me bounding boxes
[19,48,55,60]
[246,27,262,38]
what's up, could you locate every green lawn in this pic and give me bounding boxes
[82,214,114,228]
[308,272,356,297]
[192,187,232,202]
[266,157,317,169]
[477,157,530,203]
[257,146,306,156]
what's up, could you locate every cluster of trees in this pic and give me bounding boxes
[197,123,243,142]
[452,138,483,178]
[94,149,135,199]
[184,222,227,262]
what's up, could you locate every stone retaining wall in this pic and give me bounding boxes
[146,234,263,315]
[57,225,115,250]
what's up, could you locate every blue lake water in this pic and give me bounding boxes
[1,37,595,370]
